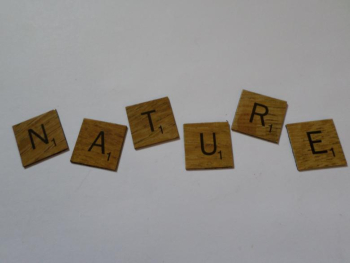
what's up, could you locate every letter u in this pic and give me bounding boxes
[200,133,217,155]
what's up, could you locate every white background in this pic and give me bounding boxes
[1,1,349,262]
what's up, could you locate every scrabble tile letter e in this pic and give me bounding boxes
[286,119,347,171]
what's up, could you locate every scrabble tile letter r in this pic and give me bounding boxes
[232,90,288,143]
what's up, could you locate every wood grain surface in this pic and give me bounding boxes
[286,119,347,171]
[126,97,179,149]
[70,119,127,171]
[184,122,234,170]
[232,90,288,143]
[13,109,69,167]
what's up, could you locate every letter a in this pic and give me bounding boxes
[88,131,105,154]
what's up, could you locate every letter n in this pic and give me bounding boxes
[28,124,49,150]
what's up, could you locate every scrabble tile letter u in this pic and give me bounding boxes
[184,122,234,170]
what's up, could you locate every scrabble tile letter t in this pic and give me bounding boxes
[126,97,179,149]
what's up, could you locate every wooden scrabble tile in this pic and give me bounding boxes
[70,119,127,171]
[232,90,288,143]
[184,122,234,170]
[13,110,69,167]
[286,119,347,171]
[126,97,179,149]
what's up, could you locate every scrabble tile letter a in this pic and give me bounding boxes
[232,90,288,143]
[13,110,69,167]
[126,97,179,149]
[70,119,127,171]
[286,119,347,171]
[184,122,234,170]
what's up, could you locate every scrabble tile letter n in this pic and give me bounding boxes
[184,122,234,170]
[232,90,288,143]
[126,97,179,149]
[13,110,69,167]
[286,119,347,171]
[71,119,127,171]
